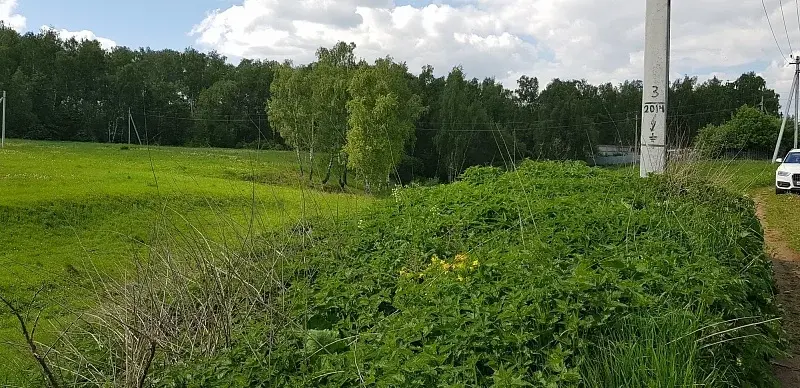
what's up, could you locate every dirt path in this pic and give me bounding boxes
[755,197,800,386]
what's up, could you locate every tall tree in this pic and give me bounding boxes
[268,63,314,176]
[195,79,247,148]
[311,42,356,185]
[6,68,36,138]
[435,67,486,181]
[345,57,423,190]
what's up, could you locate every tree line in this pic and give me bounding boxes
[0,26,783,184]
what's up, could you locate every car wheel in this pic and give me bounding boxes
[777,188,788,195]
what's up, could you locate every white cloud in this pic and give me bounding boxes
[41,25,117,51]
[0,2,117,51]
[0,0,25,32]
[190,0,800,95]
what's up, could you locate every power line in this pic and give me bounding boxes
[415,108,743,133]
[141,113,259,123]
[780,0,795,54]
[764,0,790,59]
[139,104,766,132]
[795,0,800,37]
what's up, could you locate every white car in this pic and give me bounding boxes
[776,149,800,194]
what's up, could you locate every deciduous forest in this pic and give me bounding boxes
[0,26,782,183]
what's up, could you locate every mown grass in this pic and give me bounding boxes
[760,192,800,251]
[0,140,371,384]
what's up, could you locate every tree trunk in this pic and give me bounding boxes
[295,136,304,177]
[447,152,455,183]
[339,154,349,188]
[322,154,335,185]
[308,148,314,182]
[309,120,315,182]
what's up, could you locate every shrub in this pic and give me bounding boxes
[695,105,783,157]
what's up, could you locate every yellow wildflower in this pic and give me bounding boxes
[457,275,465,282]
[442,262,452,271]
[455,253,468,263]
[455,262,466,270]
[471,260,479,268]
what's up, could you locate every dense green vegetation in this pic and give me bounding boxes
[695,106,794,158]
[0,26,783,183]
[34,161,778,387]
[0,140,370,384]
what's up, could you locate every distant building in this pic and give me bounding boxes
[590,145,638,166]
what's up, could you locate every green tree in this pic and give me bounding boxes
[408,65,445,180]
[268,62,314,176]
[345,57,423,190]
[515,75,539,107]
[232,59,277,146]
[526,79,598,160]
[311,42,356,185]
[6,68,37,137]
[435,67,489,182]
[195,79,249,148]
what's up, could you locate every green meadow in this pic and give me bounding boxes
[0,140,372,383]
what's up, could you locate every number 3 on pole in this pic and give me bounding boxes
[652,86,659,98]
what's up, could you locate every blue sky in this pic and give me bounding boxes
[18,0,230,49]
[16,0,464,51]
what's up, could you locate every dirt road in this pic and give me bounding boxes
[756,198,800,386]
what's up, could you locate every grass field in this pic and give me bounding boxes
[0,140,372,384]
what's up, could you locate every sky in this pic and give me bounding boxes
[2,0,799,101]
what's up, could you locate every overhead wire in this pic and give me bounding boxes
[414,107,744,133]
[779,0,795,54]
[138,104,768,135]
[795,0,800,38]
[764,0,790,60]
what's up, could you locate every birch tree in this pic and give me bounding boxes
[268,62,314,176]
[345,57,423,191]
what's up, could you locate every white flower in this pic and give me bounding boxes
[392,187,403,203]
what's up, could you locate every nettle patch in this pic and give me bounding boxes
[159,161,783,387]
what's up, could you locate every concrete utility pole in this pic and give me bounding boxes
[795,57,799,149]
[773,57,800,162]
[640,0,671,177]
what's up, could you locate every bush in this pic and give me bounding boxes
[116,161,782,387]
[695,105,784,157]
